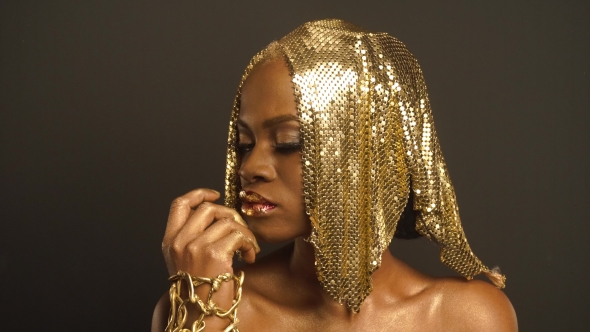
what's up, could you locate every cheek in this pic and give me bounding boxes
[281,154,303,190]
[275,154,305,212]
[276,155,312,237]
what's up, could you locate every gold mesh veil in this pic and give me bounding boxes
[225,19,505,312]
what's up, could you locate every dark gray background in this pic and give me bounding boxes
[1,0,588,331]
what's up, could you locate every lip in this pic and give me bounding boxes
[239,190,276,216]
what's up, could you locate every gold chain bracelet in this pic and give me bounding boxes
[165,270,244,332]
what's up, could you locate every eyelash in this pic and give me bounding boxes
[236,143,254,154]
[275,142,302,154]
[236,142,302,154]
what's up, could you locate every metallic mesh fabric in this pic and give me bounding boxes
[225,19,505,312]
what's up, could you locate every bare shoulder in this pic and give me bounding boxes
[436,277,518,332]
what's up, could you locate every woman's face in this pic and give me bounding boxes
[237,58,311,243]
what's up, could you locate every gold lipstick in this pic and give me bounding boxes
[239,190,276,216]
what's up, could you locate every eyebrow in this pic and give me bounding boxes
[237,114,300,130]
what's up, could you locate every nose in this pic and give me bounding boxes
[238,143,277,184]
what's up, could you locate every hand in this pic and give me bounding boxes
[162,188,260,278]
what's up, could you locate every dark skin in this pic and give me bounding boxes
[152,59,518,331]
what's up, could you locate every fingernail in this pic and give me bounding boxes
[234,216,248,227]
[254,241,261,253]
[208,189,220,195]
[246,237,260,253]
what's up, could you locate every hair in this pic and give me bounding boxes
[393,190,421,239]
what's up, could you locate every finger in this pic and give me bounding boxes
[185,202,247,233]
[175,230,257,276]
[172,203,250,250]
[197,217,260,253]
[210,230,258,264]
[164,188,220,243]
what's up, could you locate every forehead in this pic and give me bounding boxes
[239,59,297,123]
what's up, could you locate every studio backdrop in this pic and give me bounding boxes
[1,1,588,331]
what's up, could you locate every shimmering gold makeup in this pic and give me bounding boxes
[239,190,276,216]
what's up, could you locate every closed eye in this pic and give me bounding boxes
[236,142,301,155]
[275,142,302,154]
[236,143,255,154]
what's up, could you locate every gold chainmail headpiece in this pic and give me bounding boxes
[225,19,505,312]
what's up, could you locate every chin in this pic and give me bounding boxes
[245,218,310,243]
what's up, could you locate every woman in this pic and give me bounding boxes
[152,19,517,331]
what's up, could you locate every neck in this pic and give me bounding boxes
[287,237,401,313]
[289,237,321,281]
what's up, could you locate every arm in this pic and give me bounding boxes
[152,188,260,331]
[151,292,169,332]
